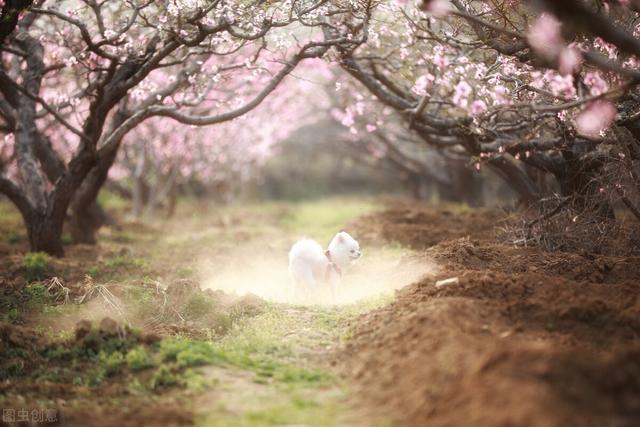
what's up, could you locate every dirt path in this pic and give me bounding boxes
[192,306,363,426]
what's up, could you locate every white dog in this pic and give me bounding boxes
[288,231,361,302]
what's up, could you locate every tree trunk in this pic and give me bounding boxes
[488,154,540,205]
[26,212,65,257]
[68,143,121,244]
[166,182,178,218]
[132,144,148,218]
[68,201,112,244]
[67,107,129,244]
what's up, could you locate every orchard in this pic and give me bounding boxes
[1,1,640,426]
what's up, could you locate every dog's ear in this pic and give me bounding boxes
[337,233,345,243]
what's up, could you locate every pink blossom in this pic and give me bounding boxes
[558,47,583,75]
[366,124,377,132]
[341,110,355,127]
[575,101,617,138]
[594,37,618,59]
[453,80,472,108]
[421,0,450,17]
[431,45,449,69]
[470,100,487,115]
[557,110,568,122]
[527,14,563,59]
[583,71,609,96]
[412,74,434,96]
[549,74,576,99]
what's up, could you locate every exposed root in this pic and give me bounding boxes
[44,277,70,304]
[77,275,129,325]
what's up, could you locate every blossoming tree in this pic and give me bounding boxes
[331,0,640,218]
[113,62,328,218]
[0,0,371,255]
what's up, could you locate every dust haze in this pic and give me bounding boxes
[198,241,437,305]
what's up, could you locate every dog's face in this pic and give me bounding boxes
[330,231,361,261]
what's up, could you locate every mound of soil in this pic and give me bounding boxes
[351,202,509,249]
[343,204,640,427]
[426,237,640,284]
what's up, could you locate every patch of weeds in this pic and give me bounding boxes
[44,346,75,361]
[47,329,73,342]
[98,350,125,376]
[23,252,50,282]
[1,308,19,323]
[273,365,330,385]
[127,378,147,395]
[181,368,209,391]
[86,367,106,387]
[184,292,215,320]
[0,359,26,379]
[86,254,148,280]
[104,255,147,270]
[97,189,128,211]
[202,395,342,427]
[124,285,155,316]
[7,231,22,244]
[176,266,195,277]
[150,365,178,389]
[209,309,332,387]
[126,346,154,371]
[86,265,101,278]
[24,283,51,309]
[32,366,71,383]
[160,338,221,368]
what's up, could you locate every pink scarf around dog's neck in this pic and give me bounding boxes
[324,249,342,281]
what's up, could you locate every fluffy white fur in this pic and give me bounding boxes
[288,231,361,301]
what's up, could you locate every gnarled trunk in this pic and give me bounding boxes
[67,109,128,244]
[26,213,65,257]
[68,147,121,244]
[68,201,113,244]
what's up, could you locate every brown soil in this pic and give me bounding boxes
[351,202,511,249]
[344,202,640,427]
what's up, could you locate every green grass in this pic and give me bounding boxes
[126,346,155,371]
[200,396,344,427]
[278,197,379,243]
[98,350,125,376]
[159,339,223,368]
[184,292,216,320]
[195,296,397,427]
[97,189,129,212]
[0,281,59,323]
[0,200,25,244]
[86,254,149,280]
[208,308,330,386]
[150,365,179,389]
[23,252,50,282]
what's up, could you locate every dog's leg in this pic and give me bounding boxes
[290,268,316,303]
[298,268,317,303]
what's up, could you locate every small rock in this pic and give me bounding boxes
[98,317,120,337]
[74,320,92,340]
[166,278,200,300]
[435,277,459,287]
